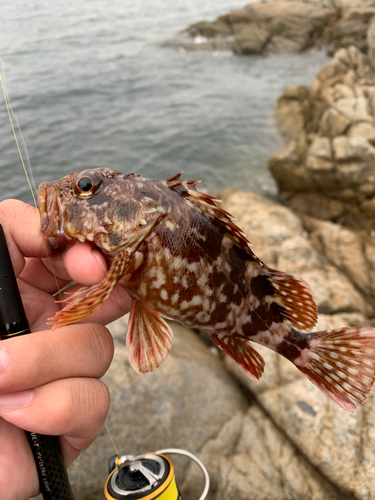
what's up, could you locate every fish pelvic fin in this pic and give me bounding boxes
[211,334,265,381]
[294,326,375,412]
[126,300,174,374]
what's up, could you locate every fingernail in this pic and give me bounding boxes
[0,390,33,410]
[0,350,8,376]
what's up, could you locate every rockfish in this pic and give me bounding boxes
[38,168,375,412]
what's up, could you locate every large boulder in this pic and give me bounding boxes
[220,188,375,500]
[172,0,375,57]
[269,45,375,231]
[179,1,336,55]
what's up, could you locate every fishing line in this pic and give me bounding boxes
[0,61,37,207]
[0,63,63,299]
[105,420,120,458]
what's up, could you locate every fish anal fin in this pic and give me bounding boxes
[267,269,318,331]
[126,301,174,374]
[211,334,264,381]
[294,326,375,412]
[48,251,132,329]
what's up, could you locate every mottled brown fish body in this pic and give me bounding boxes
[38,168,375,412]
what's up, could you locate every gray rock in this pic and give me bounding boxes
[180,0,335,56]
[176,0,375,57]
[270,45,375,230]
[367,18,375,69]
[182,405,342,500]
[220,189,372,316]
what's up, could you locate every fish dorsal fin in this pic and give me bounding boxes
[211,333,265,381]
[126,300,174,373]
[165,172,255,256]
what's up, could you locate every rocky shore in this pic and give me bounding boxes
[270,45,375,231]
[174,0,375,57]
[34,2,375,500]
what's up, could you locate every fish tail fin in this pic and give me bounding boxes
[294,326,375,412]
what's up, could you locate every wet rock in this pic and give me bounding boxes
[233,26,270,55]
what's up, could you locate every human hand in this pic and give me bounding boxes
[0,199,131,500]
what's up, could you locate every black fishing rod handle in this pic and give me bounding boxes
[0,222,75,500]
[26,432,75,499]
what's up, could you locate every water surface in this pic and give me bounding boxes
[0,0,328,204]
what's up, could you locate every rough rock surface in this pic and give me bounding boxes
[178,0,336,55]
[32,189,375,500]
[269,45,375,231]
[220,189,375,500]
[172,0,375,57]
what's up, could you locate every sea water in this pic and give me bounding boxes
[0,0,328,203]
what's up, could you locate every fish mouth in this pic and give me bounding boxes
[38,182,71,250]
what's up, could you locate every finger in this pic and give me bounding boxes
[19,257,71,295]
[0,377,110,461]
[18,277,58,331]
[22,243,108,294]
[62,243,108,285]
[40,243,108,288]
[0,324,114,393]
[0,200,48,276]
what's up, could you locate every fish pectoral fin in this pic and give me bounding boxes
[48,251,132,329]
[294,326,375,412]
[126,301,174,374]
[211,334,264,381]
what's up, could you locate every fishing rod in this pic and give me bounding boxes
[0,222,76,500]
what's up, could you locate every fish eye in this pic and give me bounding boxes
[77,176,94,193]
[74,171,102,197]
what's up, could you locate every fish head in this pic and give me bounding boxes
[38,168,163,255]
